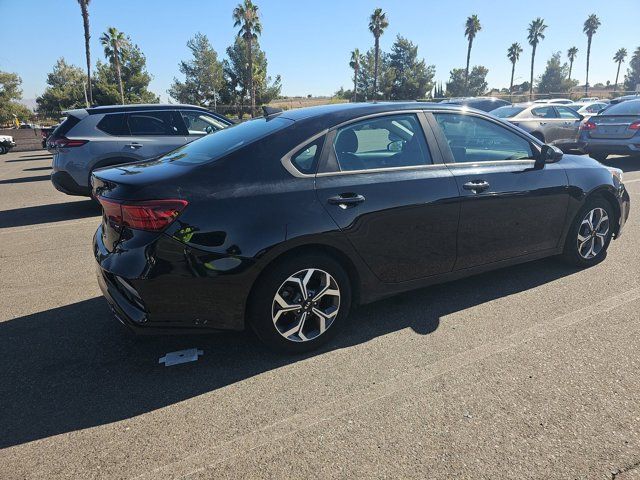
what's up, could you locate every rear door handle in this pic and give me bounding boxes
[539,122,547,126]
[327,193,365,208]
[463,180,490,193]
[128,142,143,149]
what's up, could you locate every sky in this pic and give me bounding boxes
[0,0,638,104]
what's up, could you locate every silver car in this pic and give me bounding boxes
[491,103,584,151]
[50,104,232,196]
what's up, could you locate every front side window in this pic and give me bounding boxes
[127,111,181,136]
[181,111,227,135]
[434,113,534,163]
[332,114,431,171]
[531,106,557,118]
[556,106,581,119]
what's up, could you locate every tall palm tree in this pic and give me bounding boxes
[77,0,92,105]
[100,27,126,104]
[583,14,601,96]
[233,0,262,117]
[567,46,578,81]
[464,14,482,95]
[613,48,628,91]
[368,8,389,99]
[527,18,547,100]
[507,42,523,95]
[349,49,361,102]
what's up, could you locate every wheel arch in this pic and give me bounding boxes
[587,186,622,237]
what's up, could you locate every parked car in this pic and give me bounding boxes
[50,104,232,196]
[578,99,640,161]
[0,134,16,154]
[609,94,640,105]
[438,97,510,112]
[576,97,600,103]
[533,98,573,105]
[40,125,58,149]
[565,102,608,117]
[91,102,630,353]
[491,103,584,150]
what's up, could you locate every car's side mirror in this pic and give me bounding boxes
[536,144,563,168]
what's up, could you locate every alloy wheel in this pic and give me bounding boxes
[271,268,341,342]
[577,207,609,260]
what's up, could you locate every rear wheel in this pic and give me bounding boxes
[590,152,608,162]
[561,196,614,267]
[249,254,352,353]
[0,145,6,155]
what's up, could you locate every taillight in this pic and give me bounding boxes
[581,121,597,131]
[53,136,88,148]
[97,197,188,232]
[629,121,640,130]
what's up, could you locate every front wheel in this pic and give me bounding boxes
[248,254,352,353]
[0,145,6,155]
[561,197,614,267]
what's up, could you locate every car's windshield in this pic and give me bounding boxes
[490,106,525,118]
[156,116,293,165]
[601,100,640,116]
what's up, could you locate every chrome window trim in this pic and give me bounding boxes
[316,163,446,177]
[280,129,329,178]
[442,159,536,168]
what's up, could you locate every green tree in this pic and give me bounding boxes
[387,35,435,100]
[169,33,224,109]
[349,49,361,102]
[464,14,482,95]
[624,46,640,92]
[583,14,601,95]
[356,48,388,100]
[507,42,523,93]
[369,8,389,99]
[0,71,32,125]
[36,58,87,116]
[613,48,627,91]
[233,0,262,117]
[527,17,547,100]
[567,46,578,81]
[100,27,126,104]
[447,65,488,97]
[93,39,159,105]
[77,0,92,105]
[536,52,577,94]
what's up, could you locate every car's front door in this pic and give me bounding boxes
[429,111,569,270]
[122,110,188,160]
[314,112,460,283]
[180,110,228,144]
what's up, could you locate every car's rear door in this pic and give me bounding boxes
[180,110,229,144]
[122,110,188,160]
[555,106,582,145]
[428,111,569,270]
[529,105,563,143]
[314,111,460,283]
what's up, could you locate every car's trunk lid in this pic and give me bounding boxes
[588,115,640,139]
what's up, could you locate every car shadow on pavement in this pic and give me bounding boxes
[0,174,52,185]
[4,154,52,162]
[603,155,640,173]
[23,166,53,172]
[0,200,101,229]
[0,257,579,448]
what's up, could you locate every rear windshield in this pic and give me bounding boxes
[156,116,293,165]
[490,106,525,118]
[52,115,81,138]
[602,100,640,116]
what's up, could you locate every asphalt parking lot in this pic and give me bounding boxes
[1,149,640,479]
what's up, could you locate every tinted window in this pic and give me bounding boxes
[157,117,293,165]
[97,113,129,135]
[181,110,228,135]
[556,106,581,119]
[333,114,431,171]
[584,103,606,113]
[491,106,525,118]
[127,111,181,136]
[52,115,81,138]
[290,138,324,174]
[434,113,534,163]
[531,106,557,118]
[602,100,640,115]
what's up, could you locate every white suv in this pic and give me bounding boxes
[50,104,232,196]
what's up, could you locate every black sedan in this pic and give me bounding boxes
[92,102,630,353]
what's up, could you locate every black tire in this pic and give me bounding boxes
[0,145,6,155]
[248,253,352,353]
[561,196,614,267]
[589,152,608,162]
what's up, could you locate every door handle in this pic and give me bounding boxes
[539,122,547,126]
[463,180,490,193]
[327,193,365,208]
[128,142,143,149]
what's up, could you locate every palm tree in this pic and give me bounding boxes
[464,15,482,95]
[100,27,126,104]
[527,18,548,101]
[349,49,361,102]
[233,0,262,117]
[567,46,578,81]
[583,14,601,96]
[613,48,628,91]
[507,42,523,95]
[368,8,389,99]
[77,0,92,105]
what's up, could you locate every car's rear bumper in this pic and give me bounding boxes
[51,171,91,196]
[579,139,640,156]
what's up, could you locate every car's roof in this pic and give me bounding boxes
[62,103,215,117]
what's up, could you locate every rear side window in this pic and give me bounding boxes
[531,106,557,118]
[127,111,182,136]
[97,114,129,135]
[556,106,581,119]
[491,106,524,118]
[290,137,324,174]
[52,115,81,138]
[603,101,640,115]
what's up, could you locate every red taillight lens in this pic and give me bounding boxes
[629,121,640,130]
[53,136,88,148]
[581,121,597,131]
[97,197,188,232]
